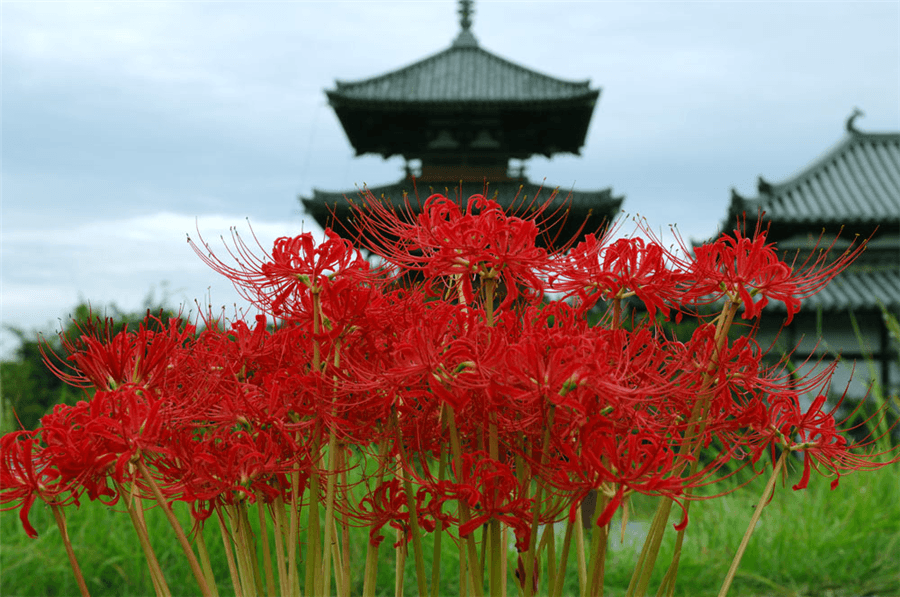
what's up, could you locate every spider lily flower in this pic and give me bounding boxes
[1,431,57,538]
[550,235,683,319]
[348,192,555,309]
[680,221,866,323]
[42,315,193,391]
[189,227,370,319]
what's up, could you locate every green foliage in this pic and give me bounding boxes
[0,294,178,432]
[2,464,897,597]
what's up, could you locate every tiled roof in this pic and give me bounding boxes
[304,179,622,213]
[729,113,900,228]
[327,42,599,106]
[300,178,623,249]
[768,265,900,311]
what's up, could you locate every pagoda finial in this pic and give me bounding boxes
[459,0,473,31]
[846,107,864,134]
[453,0,478,47]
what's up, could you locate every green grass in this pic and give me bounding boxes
[2,460,898,597]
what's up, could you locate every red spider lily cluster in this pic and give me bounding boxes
[2,190,895,597]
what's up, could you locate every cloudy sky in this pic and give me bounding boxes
[2,1,898,356]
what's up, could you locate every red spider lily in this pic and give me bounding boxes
[551,235,682,319]
[169,426,288,506]
[681,221,865,323]
[1,431,61,537]
[188,227,370,318]
[453,452,535,552]
[42,315,193,391]
[555,416,690,529]
[358,478,411,547]
[754,393,899,491]
[41,387,170,487]
[36,401,120,504]
[348,192,552,308]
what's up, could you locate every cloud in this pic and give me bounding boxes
[0,210,324,357]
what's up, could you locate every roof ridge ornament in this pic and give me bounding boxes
[846,107,864,134]
[453,0,478,47]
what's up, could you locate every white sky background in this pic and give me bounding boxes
[1,1,899,358]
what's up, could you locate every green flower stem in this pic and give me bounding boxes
[362,437,391,597]
[49,503,90,597]
[574,504,588,596]
[114,479,172,597]
[257,500,276,597]
[430,445,448,597]
[524,409,554,597]
[286,464,303,597]
[216,509,243,597]
[544,519,557,592]
[361,530,380,597]
[305,437,323,597]
[318,429,340,597]
[328,518,346,597]
[488,424,503,597]
[320,341,348,597]
[307,287,325,597]
[718,449,788,597]
[137,459,212,597]
[226,504,255,597]
[447,406,485,597]
[238,501,265,596]
[394,411,429,597]
[482,277,503,597]
[551,509,576,597]
[459,538,469,597]
[269,498,291,597]
[194,525,221,597]
[584,491,610,597]
[626,498,673,597]
[339,464,352,597]
[395,528,407,597]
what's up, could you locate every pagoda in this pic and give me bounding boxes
[727,109,900,395]
[300,0,622,247]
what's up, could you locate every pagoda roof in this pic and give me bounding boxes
[300,178,623,249]
[327,41,599,108]
[769,264,900,311]
[727,111,899,239]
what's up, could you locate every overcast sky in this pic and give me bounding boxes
[2,1,898,357]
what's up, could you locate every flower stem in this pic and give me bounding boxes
[430,445,448,597]
[216,509,243,597]
[257,500,276,597]
[137,459,212,597]
[626,497,673,597]
[718,450,787,597]
[447,406,485,597]
[524,409,554,597]
[395,413,429,597]
[585,490,610,597]
[318,430,340,597]
[551,513,575,597]
[194,525,221,597]
[269,498,291,597]
[115,479,172,597]
[574,504,587,596]
[50,504,90,597]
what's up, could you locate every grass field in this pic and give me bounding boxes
[2,457,897,597]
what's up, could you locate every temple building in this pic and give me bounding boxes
[300,0,622,247]
[727,110,900,398]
